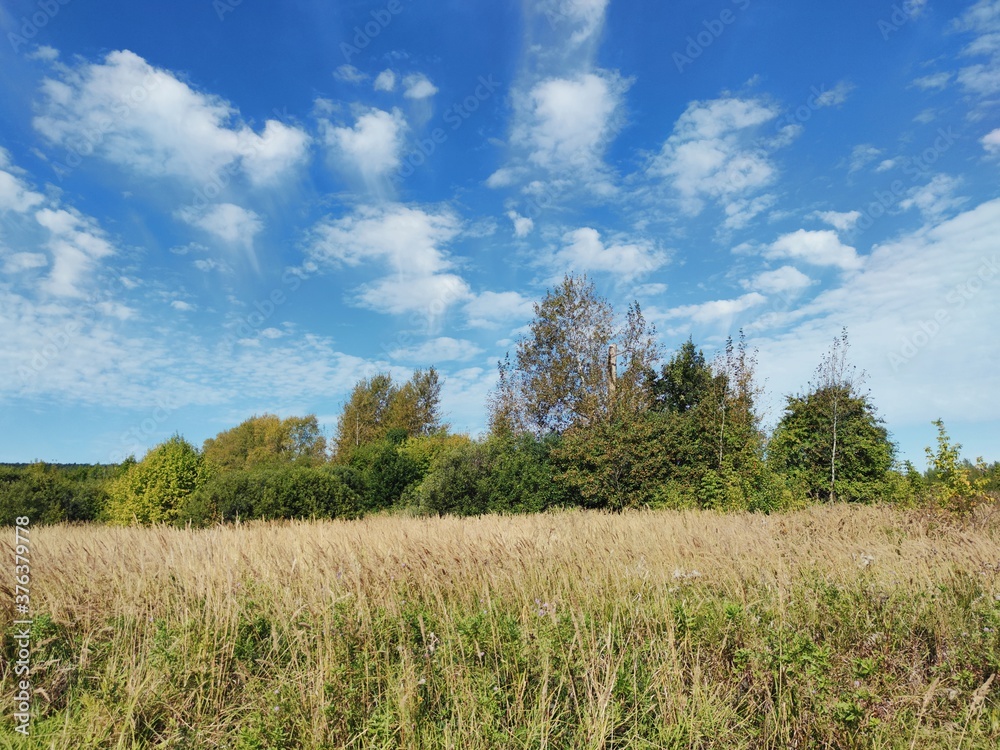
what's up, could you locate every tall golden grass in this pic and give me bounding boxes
[2,504,999,748]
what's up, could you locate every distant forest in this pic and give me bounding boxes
[3,275,997,526]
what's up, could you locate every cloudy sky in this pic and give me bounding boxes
[1,0,998,465]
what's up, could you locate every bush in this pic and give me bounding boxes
[104,437,211,526]
[480,433,574,514]
[411,442,490,517]
[0,463,108,525]
[179,466,362,525]
[349,440,422,512]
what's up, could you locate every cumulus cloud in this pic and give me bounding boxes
[307,204,470,317]
[847,144,882,174]
[333,64,367,84]
[322,107,406,182]
[35,207,116,297]
[32,50,310,186]
[743,266,814,295]
[177,203,263,249]
[814,210,862,232]
[648,97,786,216]
[374,69,397,92]
[515,71,629,176]
[664,292,767,324]
[3,252,48,274]
[765,229,864,271]
[814,80,854,107]
[0,156,45,213]
[982,127,1000,153]
[506,211,534,238]
[552,227,667,280]
[952,0,1000,96]
[403,73,438,99]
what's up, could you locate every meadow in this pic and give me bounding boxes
[2,504,999,748]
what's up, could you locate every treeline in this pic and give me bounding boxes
[2,275,997,526]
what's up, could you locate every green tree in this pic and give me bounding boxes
[768,334,894,504]
[105,436,210,525]
[649,337,713,414]
[924,419,990,513]
[203,414,326,472]
[334,369,442,462]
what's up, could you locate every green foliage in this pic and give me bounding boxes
[105,436,210,526]
[924,419,990,514]
[349,439,422,512]
[411,441,491,516]
[649,337,713,414]
[479,433,574,514]
[179,465,361,525]
[0,462,110,525]
[553,412,682,511]
[334,369,443,463]
[202,414,326,473]
[768,386,895,503]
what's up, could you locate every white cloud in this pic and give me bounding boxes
[177,203,263,249]
[506,211,534,238]
[3,252,48,273]
[875,159,898,173]
[848,144,882,174]
[814,81,854,107]
[543,0,611,45]
[814,210,862,232]
[649,97,785,215]
[0,164,45,214]
[951,1,1000,95]
[171,300,195,311]
[514,71,629,177]
[751,198,1000,431]
[26,45,59,62]
[333,64,367,84]
[900,174,968,219]
[982,127,1000,153]
[308,204,471,317]
[743,266,814,295]
[724,194,777,230]
[664,292,766,324]
[35,207,116,297]
[911,72,952,90]
[464,291,535,329]
[374,69,397,92]
[32,50,311,186]
[403,73,438,99]
[486,167,523,188]
[389,337,484,363]
[765,229,864,271]
[553,227,667,280]
[323,107,406,182]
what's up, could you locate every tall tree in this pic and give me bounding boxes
[333,369,443,462]
[489,274,659,435]
[649,337,713,414]
[768,330,894,502]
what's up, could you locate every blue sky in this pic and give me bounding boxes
[1,0,998,466]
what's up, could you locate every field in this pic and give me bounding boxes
[2,505,1000,748]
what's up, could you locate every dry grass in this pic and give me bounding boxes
[2,504,1000,748]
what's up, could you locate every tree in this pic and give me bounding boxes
[489,274,659,436]
[649,338,713,414]
[105,436,210,525]
[333,369,443,462]
[768,332,894,503]
[203,414,326,472]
